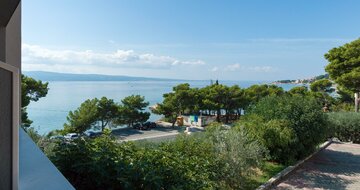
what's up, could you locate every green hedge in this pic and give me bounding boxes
[238,115,297,163]
[244,95,329,163]
[328,112,360,143]
[47,128,265,190]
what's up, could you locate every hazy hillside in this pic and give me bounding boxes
[23,71,181,81]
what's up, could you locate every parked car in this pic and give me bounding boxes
[64,133,79,140]
[143,121,157,128]
[50,135,65,141]
[133,123,149,130]
[83,131,101,138]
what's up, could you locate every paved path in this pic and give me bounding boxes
[112,122,204,142]
[112,126,182,142]
[273,142,360,190]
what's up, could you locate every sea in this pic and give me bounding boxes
[27,80,300,135]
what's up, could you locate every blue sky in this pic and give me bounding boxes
[22,0,360,80]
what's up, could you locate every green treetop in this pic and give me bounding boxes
[244,84,284,106]
[63,95,150,133]
[325,38,360,112]
[118,95,150,127]
[202,84,228,122]
[288,86,309,96]
[310,79,333,93]
[97,97,119,131]
[64,97,119,133]
[64,99,99,133]
[152,93,179,127]
[21,75,49,129]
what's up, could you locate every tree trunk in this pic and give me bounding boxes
[216,109,221,122]
[225,110,229,124]
[355,92,360,112]
[172,119,176,128]
[101,121,108,131]
[237,109,241,119]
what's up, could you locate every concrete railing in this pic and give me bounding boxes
[19,129,74,190]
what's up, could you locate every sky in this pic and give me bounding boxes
[22,0,360,81]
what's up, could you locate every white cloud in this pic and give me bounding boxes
[224,63,241,71]
[211,67,219,72]
[223,63,276,73]
[22,44,205,70]
[249,66,274,72]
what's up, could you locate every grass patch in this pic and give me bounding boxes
[244,161,286,190]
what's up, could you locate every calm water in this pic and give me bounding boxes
[27,80,300,134]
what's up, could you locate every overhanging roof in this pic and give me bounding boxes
[0,0,21,27]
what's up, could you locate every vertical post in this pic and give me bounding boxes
[355,93,359,112]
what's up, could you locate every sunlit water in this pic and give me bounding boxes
[27,80,300,135]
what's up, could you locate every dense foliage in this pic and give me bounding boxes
[21,75,49,128]
[154,83,285,124]
[117,95,150,127]
[245,95,329,163]
[328,112,360,143]
[325,38,360,93]
[288,86,308,96]
[63,95,149,133]
[309,79,333,93]
[237,115,296,163]
[244,84,284,106]
[64,99,99,133]
[325,38,360,111]
[47,127,264,190]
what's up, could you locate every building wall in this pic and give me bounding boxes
[0,27,5,62]
[6,3,21,69]
[0,67,13,190]
[0,2,21,190]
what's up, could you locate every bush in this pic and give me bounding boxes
[48,125,264,189]
[328,112,360,143]
[205,123,265,189]
[331,103,354,112]
[128,134,219,189]
[237,115,297,163]
[26,127,42,143]
[247,95,329,163]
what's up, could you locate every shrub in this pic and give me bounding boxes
[237,115,297,163]
[48,125,264,189]
[328,112,360,143]
[247,95,329,163]
[205,123,265,189]
[128,134,219,189]
[48,130,128,190]
[26,127,42,143]
[331,103,354,112]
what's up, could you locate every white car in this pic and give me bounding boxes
[64,133,79,140]
[50,135,65,141]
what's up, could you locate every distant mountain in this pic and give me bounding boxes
[23,71,184,82]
